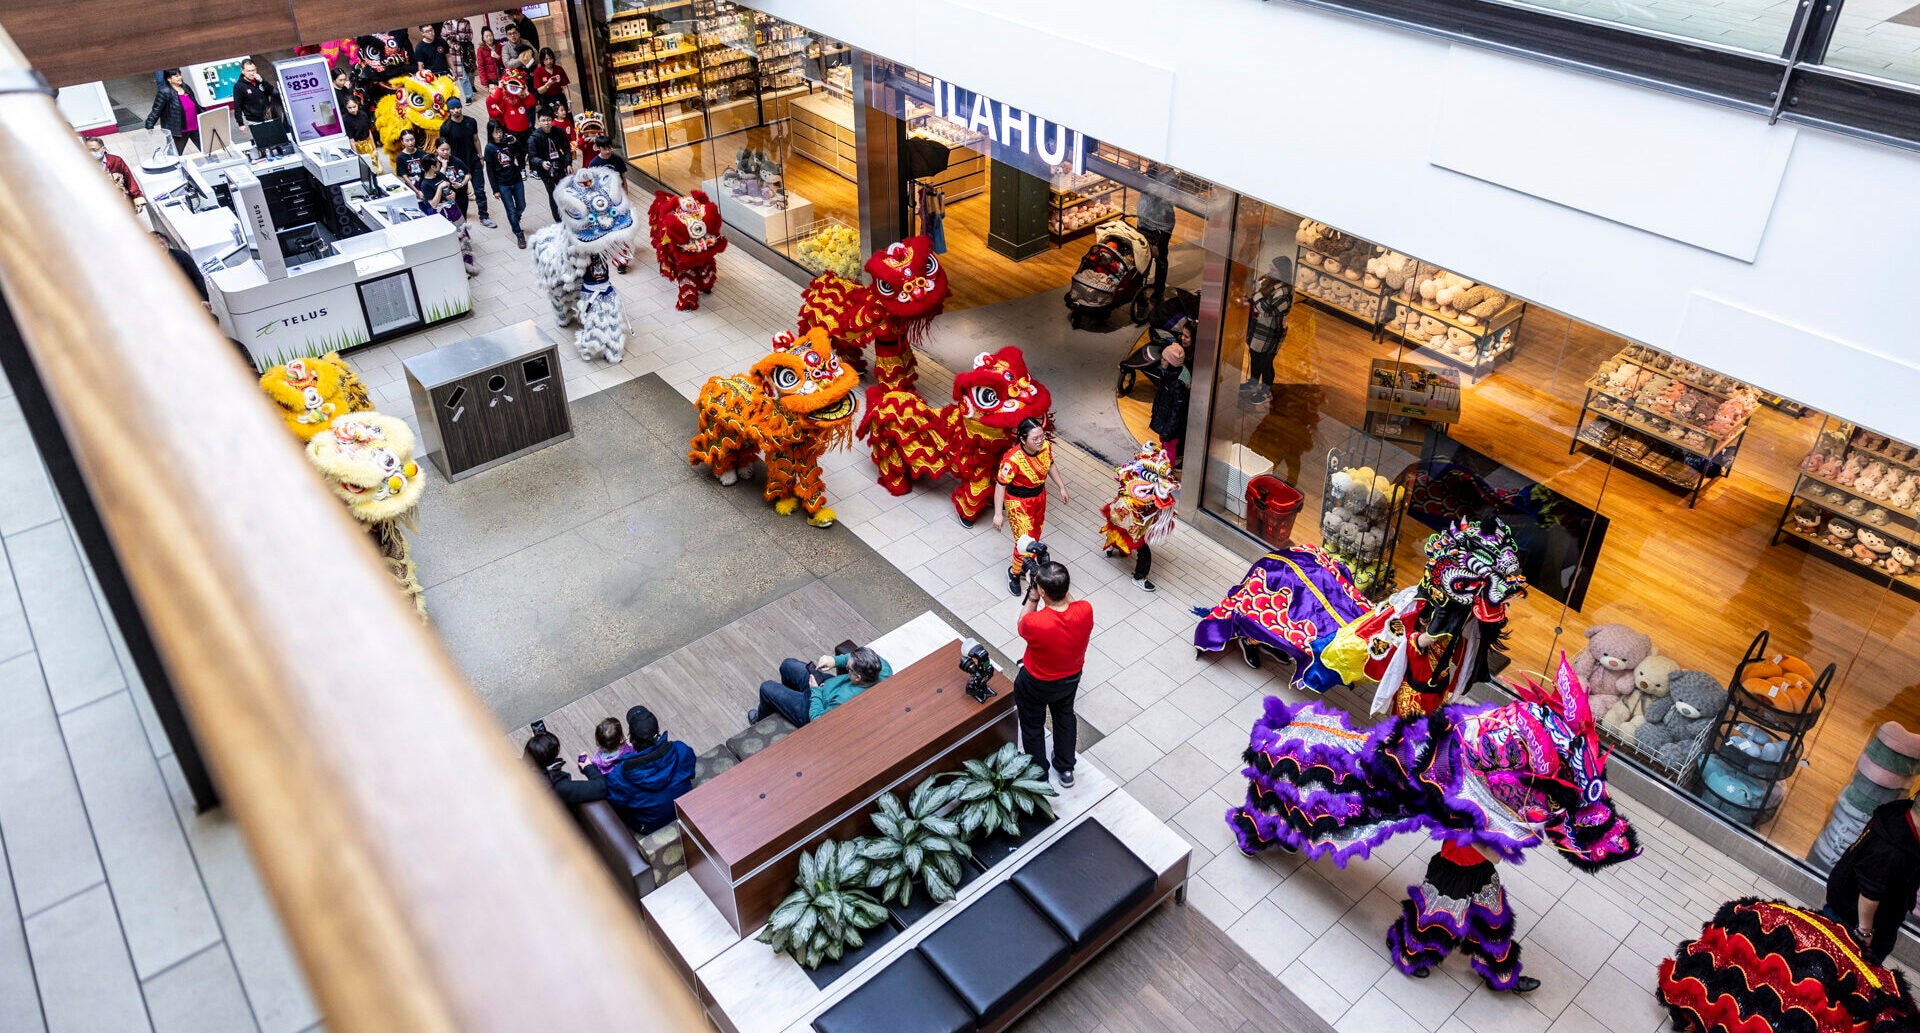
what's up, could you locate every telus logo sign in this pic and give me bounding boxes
[254,308,330,337]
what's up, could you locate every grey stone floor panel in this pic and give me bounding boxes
[142,944,261,1033]
[7,523,125,714]
[0,835,46,1033]
[23,883,150,1033]
[0,533,36,666]
[60,691,220,978]
[0,394,59,537]
[159,760,318,1033]
[0,652,103,916]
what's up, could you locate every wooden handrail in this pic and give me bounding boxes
[0,29,708,1033]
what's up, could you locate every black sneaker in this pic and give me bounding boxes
[1504,976,1541,995]
[516,232,527,249]
[1008,571,1023,597]
[953,511,975,529]
[1239,639,1261,670]
[1408,968,1431,979]
[1056,769,1075,788]
[746,707,760,724]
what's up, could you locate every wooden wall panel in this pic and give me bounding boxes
[5,0,297,88]
[290,0,512,52]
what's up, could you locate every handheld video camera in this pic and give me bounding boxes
[958,637,996,702]
[1015,535,1050,600]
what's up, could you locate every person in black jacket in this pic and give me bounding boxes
[231,59,280,128]
[438,97,489,225]
[485,120,528,247]
[1146,335,1191,468]
[524,730,607,807]
[144,69,200,155]
[1825,795,1920,964]
[526,107,571,221]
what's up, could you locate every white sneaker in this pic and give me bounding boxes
[1132,577,1157,592]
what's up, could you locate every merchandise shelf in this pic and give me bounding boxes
[1575,423,1704,491]
[1770,421,1920,587]
[1379,295,1525,377]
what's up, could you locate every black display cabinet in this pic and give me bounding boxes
[1689,630,1831,827]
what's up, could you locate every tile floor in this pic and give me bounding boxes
[7,125,1870,1032]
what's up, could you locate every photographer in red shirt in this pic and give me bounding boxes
[1015,561,1093,787]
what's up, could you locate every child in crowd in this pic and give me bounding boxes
[585,717,636,773]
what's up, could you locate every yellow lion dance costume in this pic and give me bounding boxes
[374,72,458,161]
[258,353,373,441]
[307,412,428,618]
[688,327,858,528]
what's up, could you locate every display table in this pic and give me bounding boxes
[699,178,814,247]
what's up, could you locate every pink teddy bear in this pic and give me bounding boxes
[1819,451,1848,479]
[1856,460,1889,497]
[1890,474,1919,512]
[1838,453,1867,486]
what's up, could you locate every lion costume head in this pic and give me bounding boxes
[1110,441,1179,547]
[955,347,1051,431]
[863,236,949,320]
[757,327,858,445]
[391,72,457,134]
[354,33,407,76]
[653,189,727,272]
[306,412,425,525]
[260,354,372,442]
[553,166,636,252]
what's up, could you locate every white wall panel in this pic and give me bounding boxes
[740,0,1920,441]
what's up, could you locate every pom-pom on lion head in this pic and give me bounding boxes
[755,328,858,437]
[391,72,458,134]
[553,166,635,251]
[259,353,371,441]
[863,236,949,320]
[954,347,1051,431]
[306,412,425,525]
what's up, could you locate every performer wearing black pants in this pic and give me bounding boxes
[1013,562,1093,788]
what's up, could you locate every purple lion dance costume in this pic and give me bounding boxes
[1227,653,1640,991]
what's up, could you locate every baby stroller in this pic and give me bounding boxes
[1116,288,1200,393]
[1065,220,1153,330]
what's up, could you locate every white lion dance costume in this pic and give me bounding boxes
[531,166,638,362]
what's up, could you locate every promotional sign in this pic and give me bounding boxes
[873,64,1093,181]
[276,55,343,144]
[183,58,246,110]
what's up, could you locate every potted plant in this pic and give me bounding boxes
[859,775,971,907]
[756,839,890,970]
[949,743,1058,867]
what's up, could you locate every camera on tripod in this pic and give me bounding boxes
[1015,534,1050,599]
[958,637,996,702]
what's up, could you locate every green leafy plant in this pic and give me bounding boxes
[756,839,889,969]
[859,775,971,906]
[948,742,1058,839]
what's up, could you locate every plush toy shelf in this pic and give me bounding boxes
[1773,421,1920,593]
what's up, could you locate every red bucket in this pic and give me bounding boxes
[1245,475,1303,547]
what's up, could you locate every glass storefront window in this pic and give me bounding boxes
[1819,1,1920,92]
[1497,0,1797,58]
[1203,195,1920,876]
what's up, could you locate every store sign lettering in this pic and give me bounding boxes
[926,78,1085,176]
[253,308,330,338]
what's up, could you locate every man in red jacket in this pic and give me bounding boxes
[486,68,536,146]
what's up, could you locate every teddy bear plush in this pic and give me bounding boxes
[1571,624,1654,717]
[1856,460,1889,497]
[1605,652,1679,735]
[1827,518,1856,551]
[1450,284,1510,325]
[1857,526,1893,563]
[1883,544,1916,577]
[1636,669,1728,769]
[1890,474,1918,511]
[1838,453,1867,486]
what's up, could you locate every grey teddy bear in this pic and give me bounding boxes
[1634,669,1727,769]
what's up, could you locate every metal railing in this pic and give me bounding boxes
[0,27,706,1033]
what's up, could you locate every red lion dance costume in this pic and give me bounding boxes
[649,190,726,310]
[1658,898,1918,1033]
[859,348,1053,525]
[798,236,949,388]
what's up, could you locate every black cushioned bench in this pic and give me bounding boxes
[812,819,1159,1032]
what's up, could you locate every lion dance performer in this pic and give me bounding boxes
[485,69,536,148]
[858,346,1053,526]
[649,189,726,311]
[994,417,1067,596]
[1195,518,1527,721]
[307,413,428,618]
[1100,441,1178,592]
[374,71,458,163]
[258,354,372,442]
[531,166,637,362]
[1658,898,1918,1032]
[797,236,949,387]
[688,327,858,528]
[1228,653,1638,996]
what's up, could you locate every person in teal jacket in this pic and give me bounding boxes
[750,647,892,727]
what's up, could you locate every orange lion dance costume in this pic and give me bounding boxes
[797,236,949,388]
[688,327,858,528]
[650,189,726,311]
[858,346,1053,525]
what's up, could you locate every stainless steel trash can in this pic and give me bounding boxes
[404,320,573,480]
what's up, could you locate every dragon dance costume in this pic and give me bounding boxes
[1227,654,1639,993]
[998,439,1052,577]
[1658,898,1917,1033]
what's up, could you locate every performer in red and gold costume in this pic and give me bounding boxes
[649,189,726,310]
[993,417,1068,596]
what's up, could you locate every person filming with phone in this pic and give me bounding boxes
[522,724,607,807]
[1014,561,1093,788]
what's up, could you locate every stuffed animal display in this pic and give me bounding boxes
[1319,464,1404,593]
[1293,220,1515,364]
[1606,653,1678,735]
[1736,652,1822,717]
[1801,426,1920,515]
[1635,669,1727,769]
[1570,624,1654,718]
